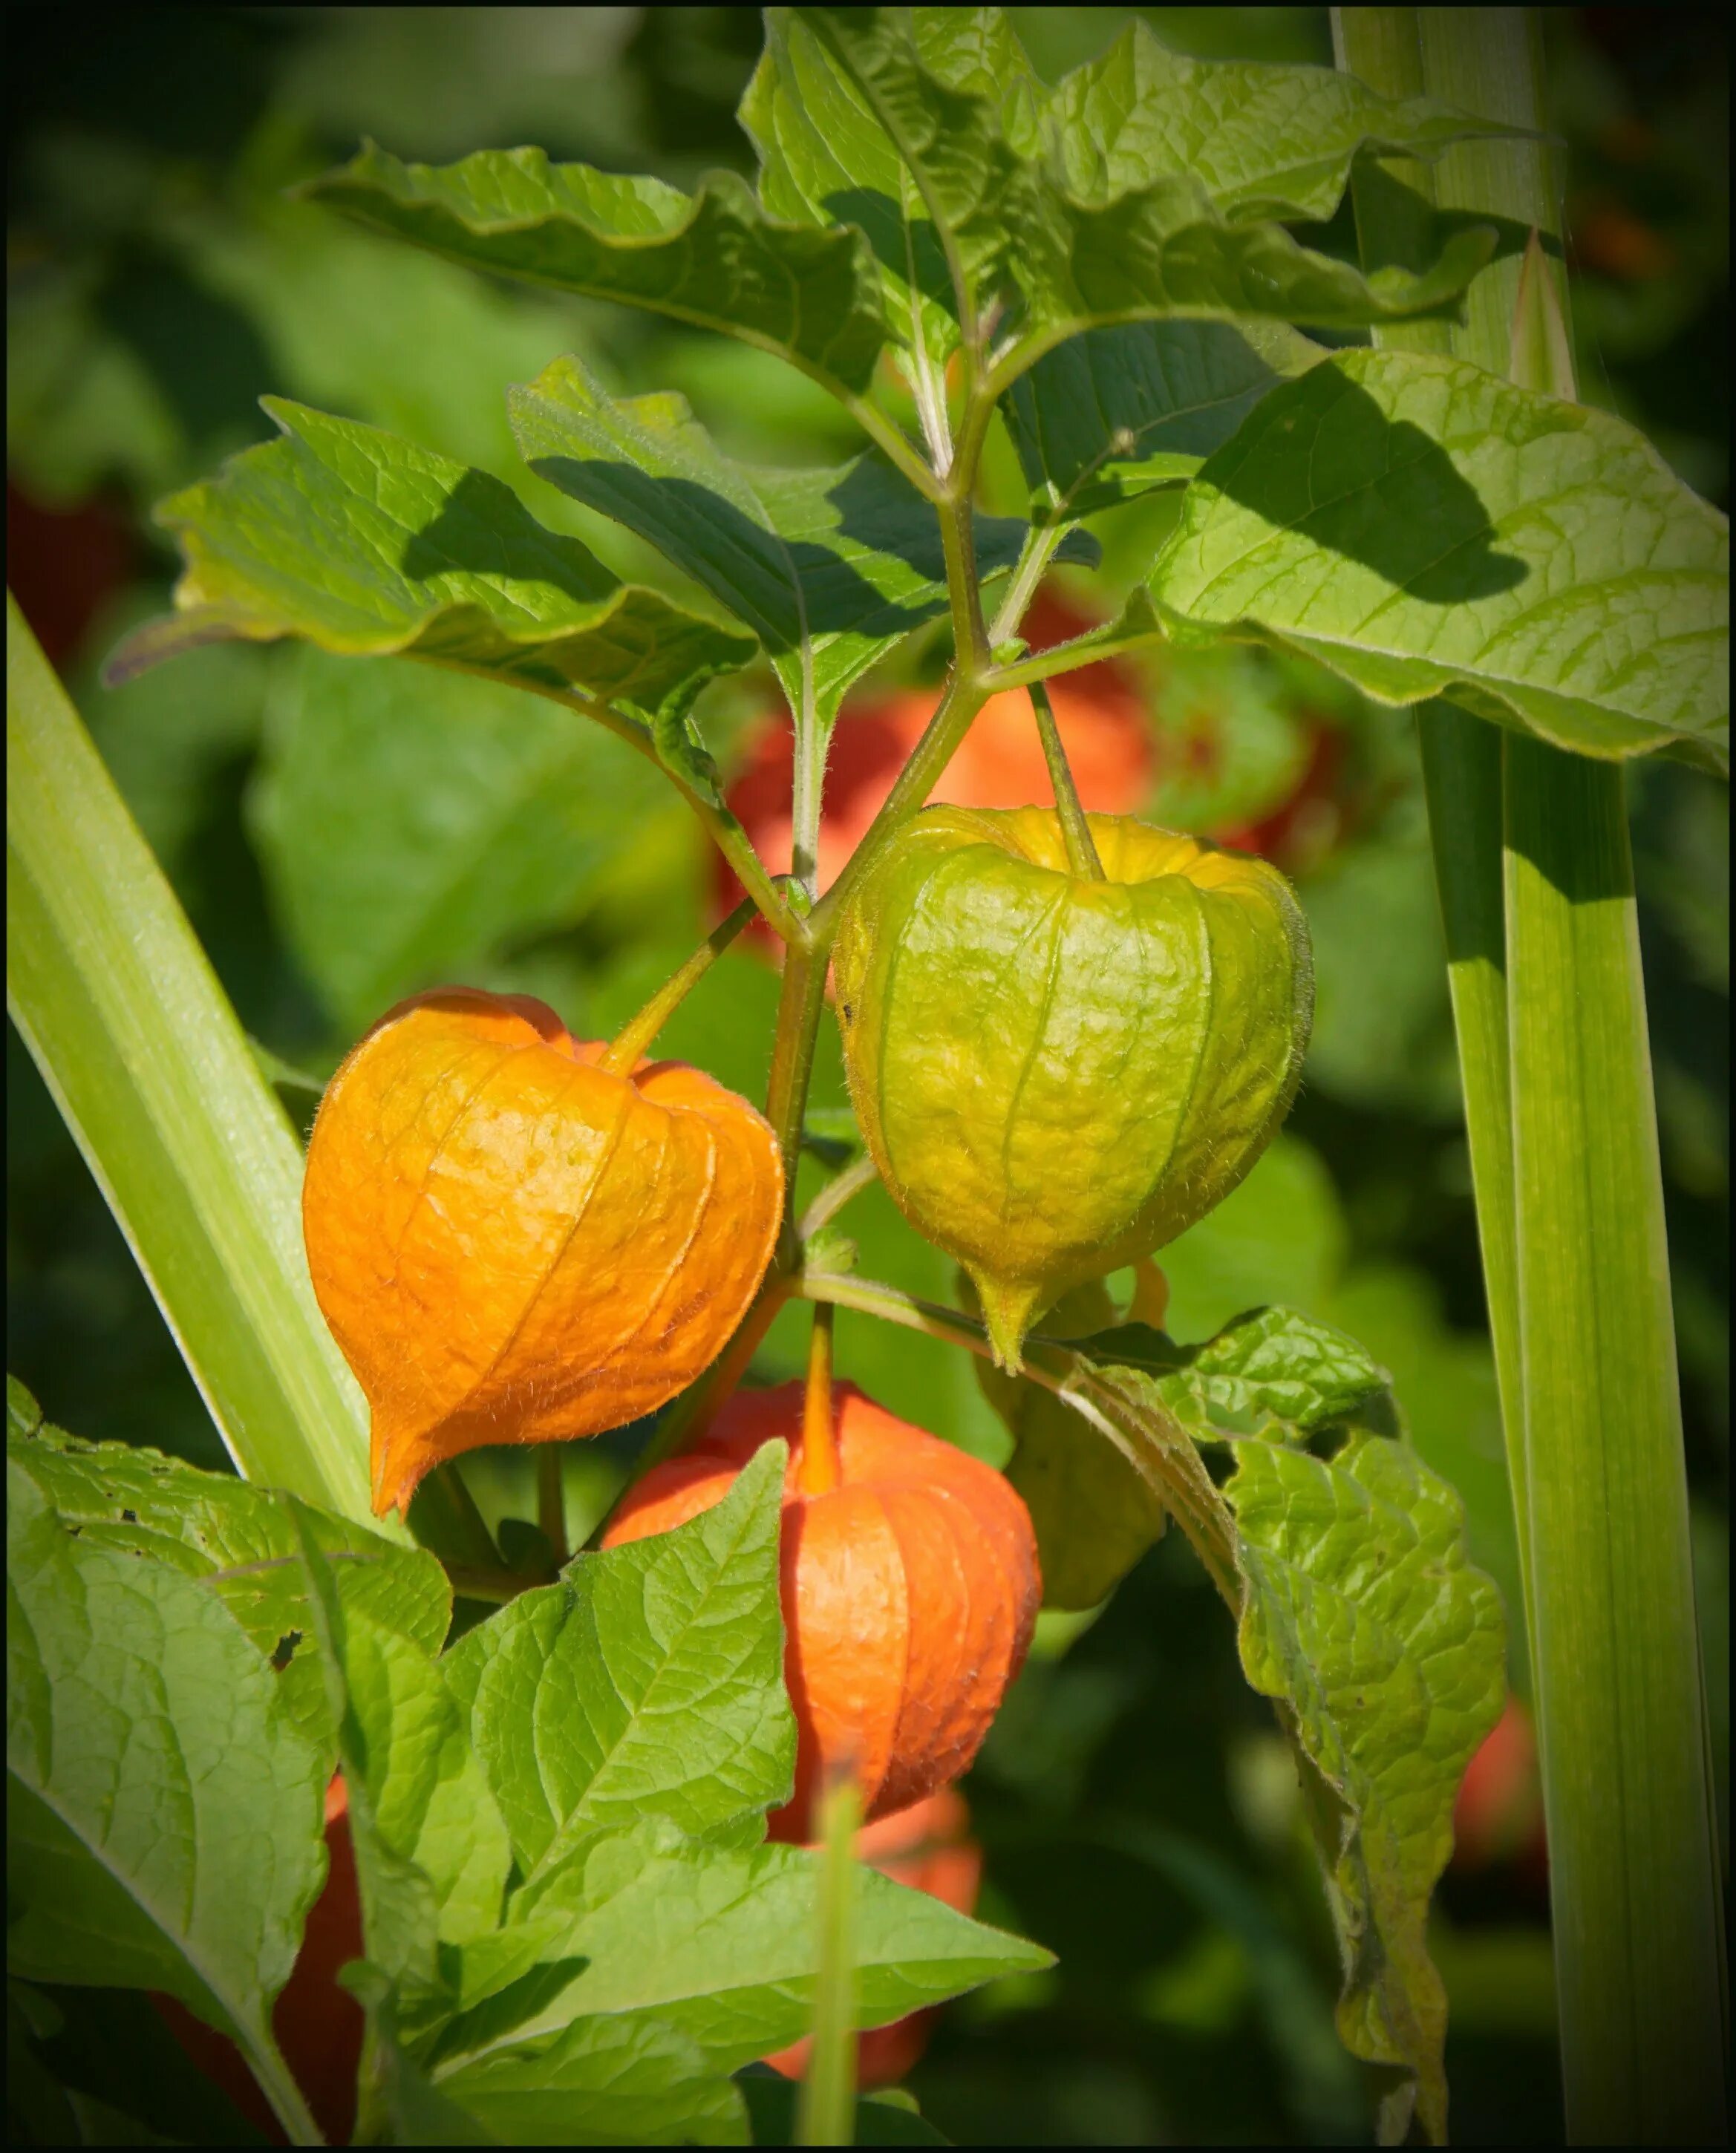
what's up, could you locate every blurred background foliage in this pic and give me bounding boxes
[7,7,1726,2144]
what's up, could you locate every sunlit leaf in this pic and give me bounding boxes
[1004,318,1322,520]
[433,1817,1051,2077]
[305,142,888,399]
[9,1408,446,1755]
[509,355,1067,724]
[6,1460,326,2054]
[106,399,756,729]
[1227,1434,1506,2143]
[1080,1307,1389,1443]
[444,1443,795,1878]
[1149,348,1729,771]
[441,2014,747,2148]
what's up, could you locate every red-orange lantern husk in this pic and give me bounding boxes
[602,1381,1041,1834]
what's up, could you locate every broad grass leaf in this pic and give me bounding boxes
[7,1411,448,1757]
[105,399,757,728]
[441,2013,748,2148]
[1227,1434,1507,2144]
[304,143,888,399]
[1149,348,1729,772]
[432,1819,1053,2077]
[508,356,1063,726]
[443,1442,795,1876]
[5,1460,326,2048]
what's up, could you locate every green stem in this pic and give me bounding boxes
[1337,11,1726,2137]
[796,1768,861,2149]
[1504,737,1725,2141]
[798,1151,881,1241]
[766,940,832,1247]
[1030,684,1103,881]
[598,895,758,1075]
[1333,14,1525,1647]
[6,598,394,1535]
[407,1461,501,1572]
[238,2022,324,2146]
[1414,702,1529,1624]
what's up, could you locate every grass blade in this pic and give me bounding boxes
[6,594,390,1533]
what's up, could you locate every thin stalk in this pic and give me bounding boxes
[598,895,757,1075]
[536,1446,569,1567]
[237,2024,324,2147]
[1029,683,1104,881]
[765,940,832,1244]
[987,520,1066,647]
[798,1152,881,1241]
[796,1768,861,2149]
[800,1301,839,1496]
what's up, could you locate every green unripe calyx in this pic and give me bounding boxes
[835,808,1312,1370]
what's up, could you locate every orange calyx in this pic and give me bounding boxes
[601,1380,1041,1832]
[301,988,783,1517]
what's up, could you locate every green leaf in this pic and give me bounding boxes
[434,1820,1052,2077]
[1046,16,1524,223]
[442,2014,748,2148]
[342,1963,496,2147]
[6,1460,325,2135]
[743,7,1040,371]
[1227,1433,1507,2145]
[304,142,887,399]
[248,647,679,1034]
[752,7,1505,385]
[7,1414,447,1756]
[1081,1307,1391,1443]
[443,1442,794,1880]
[286,1501,447,2020]
[1148,348,1730,773]
[509,356,1057,725]
[7,600,385,1526]
[1003,318,1322,520]
[106,399,757,731]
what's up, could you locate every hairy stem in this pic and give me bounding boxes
[798,1152,881,1241]
[1030,683,1104,880]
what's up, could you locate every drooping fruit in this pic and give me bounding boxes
[762,1786,982,2088]
[601,1380,1040,1832]
[835,808,1311,1368]
[303,988,782,1516]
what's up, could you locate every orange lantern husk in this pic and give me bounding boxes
[602,1380,1041,1832]
[302,988,783,1517]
